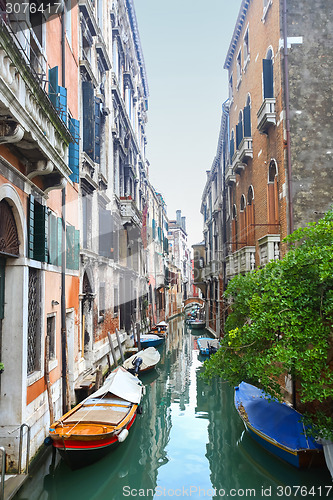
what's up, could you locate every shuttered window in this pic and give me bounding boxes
[47,213,62,266]
[263,59,274,98]
[66,224,80,270]
[28,195,48,262]
[243,105,251,137]
[152,219,156,239]
[59,86,67,124]
[230,133,235,159]
[99,208,113,258]
[48,66,59,109]
[82,81,95,160]
[95,98,101,164]
[68,118,80,183]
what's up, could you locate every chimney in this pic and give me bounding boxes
[176,210,181,226]
[181,216,186,233]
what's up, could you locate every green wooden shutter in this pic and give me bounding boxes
[28,195,34,258]
[74,229,80,270]
[34,202,48,262]
[57,217,62,267]
[48,66,59,109]
[0,258,5,320]
[82,81,95,160]
[243,105,251,137]
[263,59,274,98]
[48,212,57,265]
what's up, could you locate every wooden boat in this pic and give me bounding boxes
[234,382,324,469]
[189,319,205,330]
[151,321,168,337]
[197,337,219,356]
[123,347,160,374]
[137,333,165,348]
[49,366,144,469]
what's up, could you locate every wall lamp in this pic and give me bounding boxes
[51,300,59,307]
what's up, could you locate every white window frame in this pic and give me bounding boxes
[236,49,242,88]
[262,0,273,23]
[243,25,250,71]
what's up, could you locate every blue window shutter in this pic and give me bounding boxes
[152,219,156,239]
[95,98,101,164]
[158,226,161,242]
[243,105,252,137]
[68,118,80,183]
[263,59,274,98]
[28,195,34,259]
[58,86,67,124]
[48,66,59,109]
[82,81,95,160]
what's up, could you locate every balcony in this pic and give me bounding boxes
[79,0,98,36]
[231,151,245,175]
[225,165,236,185]
[238,136,253,163]
[0,18,72,190]
[119,197,142,227]
[226,246,255,279]
[257,98,276,133]
[258,234,280,266]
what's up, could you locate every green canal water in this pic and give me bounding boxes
[16,317,332,500]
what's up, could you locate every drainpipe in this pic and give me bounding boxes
[283,0,294,236]
[61,3,68,415]
[283,0,296,409]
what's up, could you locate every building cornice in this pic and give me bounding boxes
[224,0,250,70]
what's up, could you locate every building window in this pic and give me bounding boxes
[243,95,252,137]
[236,50,242,86]
[229,74,233,102]
[262,0,273,21]
[263,49,274,99]
[247,186,255,246]
[27,268,41,375]
[268,160,279,229]
[243,27,250,68]
[99,282,105,321]
[65,0,72,47]
[46,314,56,360]
[236,111,243,149]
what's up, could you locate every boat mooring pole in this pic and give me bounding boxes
[108,332,118,367]
[115,329,125,364]
[136,323,141,351]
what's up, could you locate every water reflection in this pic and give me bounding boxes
[16,316,332,500]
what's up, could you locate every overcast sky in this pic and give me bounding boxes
[134,0,242,247]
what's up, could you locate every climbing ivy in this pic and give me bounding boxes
[203,209,333,438]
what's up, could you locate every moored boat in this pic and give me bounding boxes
[49,366,143,469]
[123,347,160,374]
[197,337,219,356]
[137,333,165,348]
[151,321,168,337]
[234,382,324,469]
[189,319,205,330]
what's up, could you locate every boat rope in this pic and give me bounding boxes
[64,390,111,435]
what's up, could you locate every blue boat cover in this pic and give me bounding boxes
[234,382,322,452]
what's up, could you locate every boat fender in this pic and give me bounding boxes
[142,386,146,396]
[137,404,143,415]
[44,436,53,446]
[118,429,129,443]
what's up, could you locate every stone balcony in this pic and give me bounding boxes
[231,150,245,175]
[258,234,280,267]
[238,136,253,163]
[225,246,256,279]
[0,19,72,191]
[225,165,236,185]
[119,197,142,227]
[257,98,276,133]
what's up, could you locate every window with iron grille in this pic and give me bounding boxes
[27,268,41,375]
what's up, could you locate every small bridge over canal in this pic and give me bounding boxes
[184,297,204,308]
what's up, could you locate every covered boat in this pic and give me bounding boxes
[197,337,219,356]
[123,347,160,374]
[189,319,205,330]
[151,321,168,337]
[137,333,164,348]
[49,366,143,469]
[234,382,324,468]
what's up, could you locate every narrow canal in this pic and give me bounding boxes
[16,317,332,500]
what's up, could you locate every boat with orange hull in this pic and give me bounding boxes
[49,366,143,469]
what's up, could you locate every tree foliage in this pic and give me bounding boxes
[203,209,333,437]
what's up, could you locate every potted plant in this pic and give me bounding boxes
[0,362,4,374]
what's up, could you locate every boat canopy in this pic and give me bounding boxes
[92,366,143,404]
[235,382,321,452]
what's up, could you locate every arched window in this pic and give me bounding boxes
[263,48,274,99]
[230,129,235,159]
[239,195,246,248]
[0,199,19,257]
[244,94,252,137]
[247,186,255,245]
[236,111,243,149]
[232,204,238,252]
[267,160,279,230]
